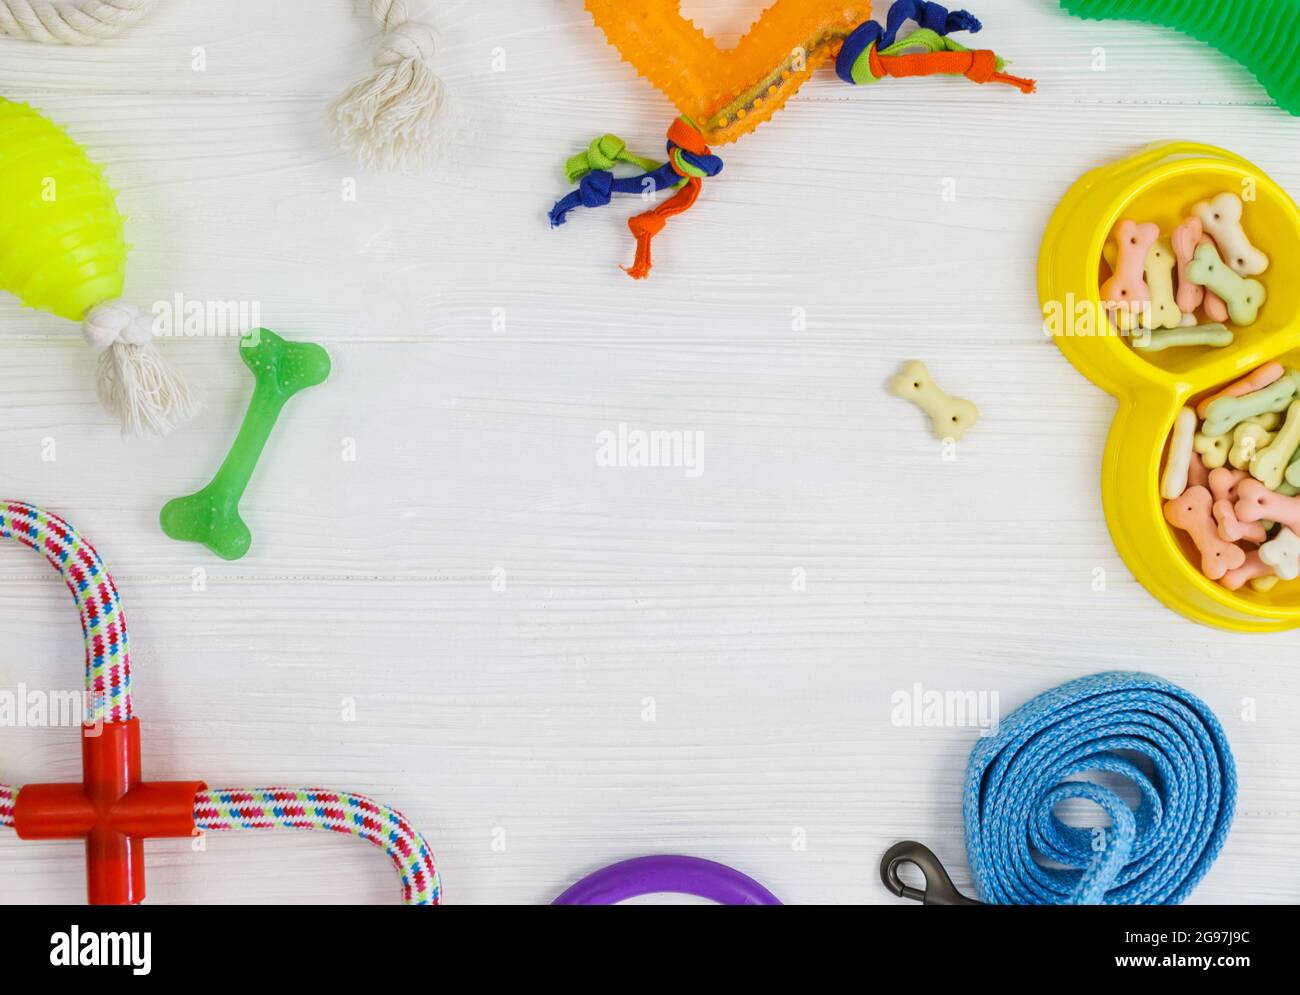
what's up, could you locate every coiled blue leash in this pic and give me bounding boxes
[883,672,1237,905]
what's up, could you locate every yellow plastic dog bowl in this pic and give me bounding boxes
[1039,142,1300,632]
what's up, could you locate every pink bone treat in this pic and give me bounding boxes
[1188,450,1210,489]
[1208,466,1248,504]
[1235,479,1300,531]
[1171,218,1229,322]
[1213,498,1267,544]
[1100,220,1159,312]
[1220,550,1274,592]
[1163,485,1247,580]
[1196,363,1285,419]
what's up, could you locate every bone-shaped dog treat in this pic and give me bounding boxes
[1132,324,1232,353]
[1220,550,1274,592]
[1202,372,1298,437]
[1164,485,1246,580]
[1100,219,1159,326]
[1229,422,1274,470]
[1196,362,1284,419]
[1193,429,1230,469]
[889,360,979,442]
[1208,466,1248,505]
[1259,526,1300,581]
[1188,450,1210,489]
[1161,407,1198,499]
[1213,497,1267,544]
[1285,449,1300,489]
[1193,192,1269,277]
[1171,218,1229,322]
[160,329,331,560]
[1186,241,1267,326]
[1250,400,1300,489]
[1235,479,1300,533]
[1144,239,1182,330]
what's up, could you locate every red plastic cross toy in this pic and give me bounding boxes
[13,719,204,905]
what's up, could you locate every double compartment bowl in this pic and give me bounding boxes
[1039,142,1300,632]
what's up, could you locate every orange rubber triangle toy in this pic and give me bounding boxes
[549,0,1035,278]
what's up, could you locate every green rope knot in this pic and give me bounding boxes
[565,135,662,183]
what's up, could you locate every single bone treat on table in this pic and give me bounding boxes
[888,360,979,442]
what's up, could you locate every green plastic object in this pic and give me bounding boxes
[160,329,331,560]
[1060,0,1300,116]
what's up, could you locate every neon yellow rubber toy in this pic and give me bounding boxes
[0,97,195,434]
[1039,142,1300,632]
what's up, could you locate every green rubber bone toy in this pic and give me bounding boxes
[161,330,330,560]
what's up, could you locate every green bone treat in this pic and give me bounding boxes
[1132,323,1233,352]
[160,329,331,560]
[1202,370,1300,437]
[1059,0,1300,116]
[1186,242,1267,325]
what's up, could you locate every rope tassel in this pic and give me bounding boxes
[625,176,702,280]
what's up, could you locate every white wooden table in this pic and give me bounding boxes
[2,0,1297,905]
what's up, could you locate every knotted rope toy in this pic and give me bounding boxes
[0,0,447,171]
[551,0,1036,279]
[0,98,198,435]
[881,672,1236,905]
[0,501,440,905]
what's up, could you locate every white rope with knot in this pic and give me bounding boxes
[83,300,198,436]
[0,0,157,43]
[331,0,447,172]
[1,0,447,172]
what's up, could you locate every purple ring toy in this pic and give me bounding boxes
[552,855,782,905]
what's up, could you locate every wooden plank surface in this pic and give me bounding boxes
[1,0,1297,904]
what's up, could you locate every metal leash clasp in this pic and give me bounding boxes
[880,841,982,905]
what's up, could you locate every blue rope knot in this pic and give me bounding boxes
[549,169,615,227]
[964,672,1236,905]
[836,0,982,84]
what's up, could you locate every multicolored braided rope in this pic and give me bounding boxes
[0,500,130,725]
[0,499,440,905]
[194,788,441,905]
[0,784,15,829]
